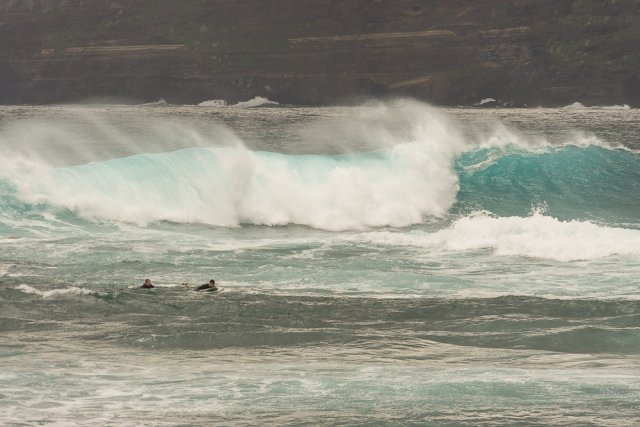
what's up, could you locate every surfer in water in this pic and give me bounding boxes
[140,278,155,289]
[197,279,218,291]
[182,279,218,292]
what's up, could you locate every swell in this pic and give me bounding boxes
[3,289,640,355]
[456,145,640,224]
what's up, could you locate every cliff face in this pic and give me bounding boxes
[1,0,639,106]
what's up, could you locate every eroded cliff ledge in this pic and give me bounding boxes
[1,0,639,106]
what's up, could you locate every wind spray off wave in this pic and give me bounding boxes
[1,100,639,232]
[0,101,466,230]
[1,143,460,230]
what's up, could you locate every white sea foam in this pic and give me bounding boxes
[475,97,497,106]
[198,97,276,108]
[0,263,11,276]
[0,100,633,230]
[15,284,94,297]
[356,212,640,262]
[0,100,465,230]
[562,102,587,110]
[198,99,228,107]
[139,98,168,106]
[233,96,279,108]
[562,102,631,110]
[601,104,631,110]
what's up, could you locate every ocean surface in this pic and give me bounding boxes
[1,99,639,426]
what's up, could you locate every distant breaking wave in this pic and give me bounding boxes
[198,99,227,107]
[234,96,280,108]
[139,99,168,106]
[198,96,279,108]
[562,102,631,110]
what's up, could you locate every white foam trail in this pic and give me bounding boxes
[357,212,640,262]
[15,284,94,297]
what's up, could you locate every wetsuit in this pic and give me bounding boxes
[141,283,155,288]
[196,284,217,291]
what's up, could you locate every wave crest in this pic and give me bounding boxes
[359,212,640,262]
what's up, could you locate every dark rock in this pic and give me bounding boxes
[0,0,639,106]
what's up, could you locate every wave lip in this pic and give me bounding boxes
[456,144,640,222]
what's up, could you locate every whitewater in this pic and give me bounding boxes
[1,100,639,425]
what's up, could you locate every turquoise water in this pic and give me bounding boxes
[1,101,639,425]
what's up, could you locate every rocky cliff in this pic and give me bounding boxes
[1,0,639,106]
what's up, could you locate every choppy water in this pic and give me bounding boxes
[1,100,639,425]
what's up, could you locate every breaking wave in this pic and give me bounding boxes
[0,100,638,233]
